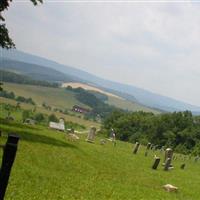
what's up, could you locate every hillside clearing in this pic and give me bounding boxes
[62,82,123,99]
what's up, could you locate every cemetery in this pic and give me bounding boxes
[1,117,200,200]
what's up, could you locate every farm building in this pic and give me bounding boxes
[49,118,65,131]
[72,105,90,114]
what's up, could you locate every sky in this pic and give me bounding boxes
[3,0,200,106]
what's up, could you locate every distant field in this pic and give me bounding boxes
[3,82,89,110]
[0,121,200,200]
[62,82,123,99]
[0,97,99,129]
[106,96,160,114]
[62,82,160,113]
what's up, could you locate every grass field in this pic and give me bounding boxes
[62,82,122,99]
[0,120,200,200]
[3,82,160,115]
[3,82,89,110]
[106,96,160,114]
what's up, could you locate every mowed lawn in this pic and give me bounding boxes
[0,121,200,200]
[3,82,89,109]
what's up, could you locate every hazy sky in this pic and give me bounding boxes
[4,1,200,106]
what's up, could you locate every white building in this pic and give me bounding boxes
[49,119,65,131]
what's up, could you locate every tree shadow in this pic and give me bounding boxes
[2,130,77,149]
[0,119,78,149]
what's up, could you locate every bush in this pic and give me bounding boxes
[34,113,45,122]
[48,114,58,122]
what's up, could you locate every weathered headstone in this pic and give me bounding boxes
[163,148,173,167]
[86,127,96,143]
[145,142,151,157]
[133,142,140,154]
[180,163,185,169]
[152,156,160,170]
[164,158,172,171]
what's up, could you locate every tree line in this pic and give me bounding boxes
[0,70,59,88]
[0,89,35,105]
[102,110,200,155]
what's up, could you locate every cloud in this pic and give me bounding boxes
[3,1,200,106]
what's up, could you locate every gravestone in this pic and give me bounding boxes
[145,142,151,156]
[163,148,173,167]
[152,156,160,170]
[86,127,96,143]
[133,142,140,154]
[110,128,116,146]
[180,163,185,169]
[164,158,172,171]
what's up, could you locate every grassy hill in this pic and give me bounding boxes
[0,121,200,200]
[2,82,89,110]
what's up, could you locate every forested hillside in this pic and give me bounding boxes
[0,70,59,87]
[0,59,78,82]
[103,110,200,155]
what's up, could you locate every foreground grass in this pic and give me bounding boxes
[0,121,200,200]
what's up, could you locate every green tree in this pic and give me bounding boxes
[34,113,45,122]
[48,114,58,122]
[0,0,43,49]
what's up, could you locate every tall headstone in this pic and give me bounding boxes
[152,156,160,170]
[164,158,171,171]
[163,148,173,167]
[145,142,151,157]
[86,127,96,143]
[133,142,140,154]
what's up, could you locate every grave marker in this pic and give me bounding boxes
[163,148,173,167]
[86,127,96,143]
[145,142,151,157]
[152,157,160,170]
[164,158,172,171]
[133,142,140,154]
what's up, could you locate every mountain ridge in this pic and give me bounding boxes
[1,48,200,112]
